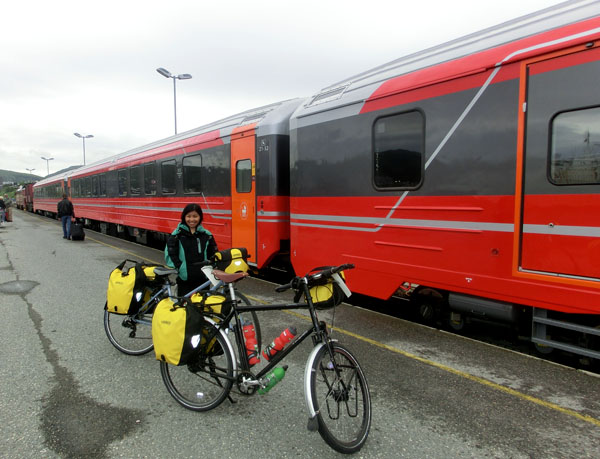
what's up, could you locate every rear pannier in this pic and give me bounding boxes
[105,260,163,315]
[152,297,205,365]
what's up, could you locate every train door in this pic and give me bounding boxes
[516,44,600,282]
[230,132,256,263]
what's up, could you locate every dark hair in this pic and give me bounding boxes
[180,203,204,226]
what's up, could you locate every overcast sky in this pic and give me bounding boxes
[1,0,565,176]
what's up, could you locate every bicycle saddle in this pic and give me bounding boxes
[212,270,249,283]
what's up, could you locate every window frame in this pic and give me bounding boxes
[161,159,177,195]
[183,154,203,194]
[235,159,253,193]
[372,110,425,191]
[548,105,600,186]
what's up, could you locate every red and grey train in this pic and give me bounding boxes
[34,1,600,359]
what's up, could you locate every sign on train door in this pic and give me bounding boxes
[517,44,600,282]
[231,133,256,263]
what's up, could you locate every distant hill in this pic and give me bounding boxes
[0,169,42,184]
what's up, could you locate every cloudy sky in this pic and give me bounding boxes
[1,0,565,176]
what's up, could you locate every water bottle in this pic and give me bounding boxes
[258,365,288,394]
[242,319,260,366]
[262,326,297,361]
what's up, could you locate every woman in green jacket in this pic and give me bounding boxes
[165,203,218,296]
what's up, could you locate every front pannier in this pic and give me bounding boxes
[152,297,205,365]
[190,292,231,316]
[213,248,249,273]
[105,260,147,315]
[307,268,348,310]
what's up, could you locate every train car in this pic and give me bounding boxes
[33,174,69,217]
[289,1,600,358]
[17,183,35,212]
[64,98,303,268]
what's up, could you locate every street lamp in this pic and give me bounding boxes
[26,168,35,175]
[74,133,94,165]
[41,156,54,176]
[156,67,192,135]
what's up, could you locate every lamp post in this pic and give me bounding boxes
[26,168,35,175]
[74,133,93,165]
[41,156,54,176]
[156,67,192,135]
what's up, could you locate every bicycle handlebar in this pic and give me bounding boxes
[275,263,355,293]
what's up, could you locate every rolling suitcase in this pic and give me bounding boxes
[71,220,85,241]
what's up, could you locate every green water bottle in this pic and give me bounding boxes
[258,365,288,394]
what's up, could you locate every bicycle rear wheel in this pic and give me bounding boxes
[308,342,372,454]
[104,308,154,355]
[160,323,234,411]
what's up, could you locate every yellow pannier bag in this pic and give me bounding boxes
[106,260,145,315]
[307,269,347,310]
[143,266,158,281]
[213,248,249,273]
[190,293,230,316]
[152,297,204,365]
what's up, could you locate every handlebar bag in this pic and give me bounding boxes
[307,269,347,310]
[105,260,148,315]
[152,298,207,365]
[213,247,249,273]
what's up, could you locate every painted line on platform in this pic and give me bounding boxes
[255,302,600,428]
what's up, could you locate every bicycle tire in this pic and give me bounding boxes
[103,308,154,355]
[160,322,234,411]
[308,342,372,454]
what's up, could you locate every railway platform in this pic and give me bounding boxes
[1,210,599,458]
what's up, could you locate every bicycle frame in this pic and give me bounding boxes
[130,265,226,326]
[211,281,335,384]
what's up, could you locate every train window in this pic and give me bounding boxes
[183,154,202,193]
[83,177,92,197]
[550,107,600,185]
[130,166,141,195]
[236,159,252,193]
[373,111,424,189]
[118,169,128,196]
[92,176,99,197]
[144,163,157,195]
[99,174,107,196]
[72,179,80,198]
[161,160,177,194]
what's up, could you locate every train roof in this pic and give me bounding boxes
[293,0,600,123]
[45,98,305,182]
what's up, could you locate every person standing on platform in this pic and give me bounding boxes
[57,194,75,239]
[165,203,218,296]
[0,196,5,225]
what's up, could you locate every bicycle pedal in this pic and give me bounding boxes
[307,415,318,432]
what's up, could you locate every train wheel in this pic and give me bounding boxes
[412,287,444,325]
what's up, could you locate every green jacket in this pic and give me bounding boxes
[164,223,217,281]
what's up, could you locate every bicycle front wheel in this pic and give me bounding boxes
[160,323,234,412]
[104,308,154,355]
[308,343,372,454]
